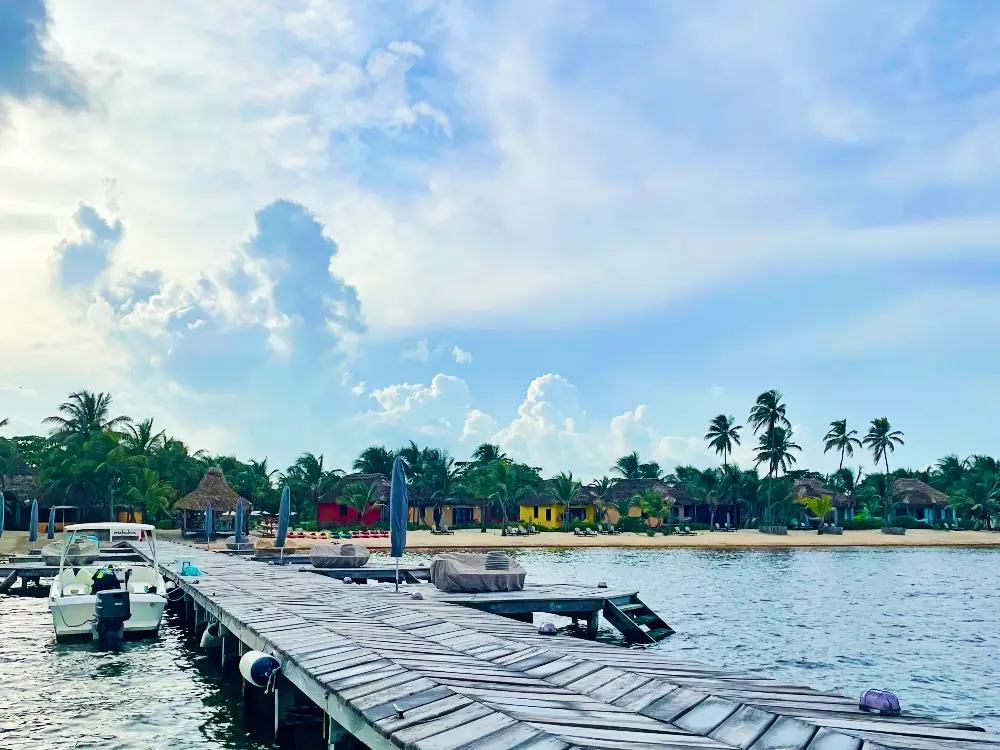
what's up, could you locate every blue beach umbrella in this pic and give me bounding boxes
[0,491,5,540]
[275,485,290,550]
[47,505,56,540]
[389,457,408,591]
[234,496,245,546]
[204,502,215,544]
[28,499,39,545]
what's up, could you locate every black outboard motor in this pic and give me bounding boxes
[94,587,131,649]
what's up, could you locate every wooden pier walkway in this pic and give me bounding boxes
[146,541,999,750]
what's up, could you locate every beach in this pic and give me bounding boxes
[158,527,1000,551]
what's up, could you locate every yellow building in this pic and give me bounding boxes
[519,501,595,529]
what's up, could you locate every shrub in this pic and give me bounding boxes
[646,529,656,537]
[687,523,710,531]
[617,516,647,534]
[842,517,885,530]
[301,521,317,531]
[154,519,175,530]
[890,516,932,530]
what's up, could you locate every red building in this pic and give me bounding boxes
[316,501,385,527]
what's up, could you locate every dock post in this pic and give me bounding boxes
[586,611,600,640]
[327,715,349,748]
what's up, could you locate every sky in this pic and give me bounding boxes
[1,0,999,481]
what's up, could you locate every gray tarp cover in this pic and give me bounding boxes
[429,552,526,593]
[310,542,371,569]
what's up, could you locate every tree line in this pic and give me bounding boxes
[0,389,997,529]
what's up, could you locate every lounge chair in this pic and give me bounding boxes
[585,528,597,536]
[713,523,720,532]
[574,528,583,536]
[678,526,696,536]
[724,522,736,532]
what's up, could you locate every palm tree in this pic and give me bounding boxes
[801,495,835,534]
[705,415,742,468]
[0,417,8,428]
[126,468,176,522]
[288,452,342,510]
[823,419,862,471]
[352,445,396,475]
[634,489,674,530]
[592,476,616,533]
[423,454,460,530]
[546,472,582,531]
[341,482,382,528]
[753,426,801,479]
[122,418,166,456]
[470,443,507,465]
[611,452,661,480]
[43,391,132,439]
[706,490,719,528]
[748,389,790,505]
[863,418,905,476]
[486,461,533,534]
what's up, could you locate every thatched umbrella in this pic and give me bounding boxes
[174,467,246,536]
[175,467,244,513]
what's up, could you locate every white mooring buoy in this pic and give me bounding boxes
[239,651,281,688]
[200,622,224,648]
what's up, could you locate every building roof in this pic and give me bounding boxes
[892,478,949,507]
[174,467,246,512]
[792,477,854,508]
[1,473,47,502]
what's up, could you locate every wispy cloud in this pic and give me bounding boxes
[451,345,472,364]
[401,339,429,361]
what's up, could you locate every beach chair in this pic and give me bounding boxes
[573,528,583,536]
[586,528,597,536]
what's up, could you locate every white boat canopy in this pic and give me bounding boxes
[64,522,157,533]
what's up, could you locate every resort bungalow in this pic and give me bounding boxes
[892,478,953,524]
[174,466,248,538]
[316,473,388,527]
[518,495,595,529]
[599,479,700,527]
[792,477,855,525]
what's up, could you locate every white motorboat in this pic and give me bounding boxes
[48,522,167,642]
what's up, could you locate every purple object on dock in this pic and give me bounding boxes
[859,689,901,715]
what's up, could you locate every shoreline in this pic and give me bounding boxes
[5,528,999,558]
[174,527,1000,552]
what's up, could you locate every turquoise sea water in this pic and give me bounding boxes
[2,546,998,749]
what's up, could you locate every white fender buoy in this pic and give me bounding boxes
[200,622,223,648]
[239,650,280,688]
[538,622,558,635]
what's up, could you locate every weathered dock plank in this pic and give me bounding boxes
[141,541,1000,750]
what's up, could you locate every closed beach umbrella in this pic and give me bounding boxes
[390,457,408,591]
[28,499,39,544]
[276,485,290,549]
[234,497,245,546]
[390,457,408,559]
[47,505,56,539]
[204,502,215,542]
[0,491,5,539]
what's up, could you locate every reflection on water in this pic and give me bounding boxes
[2,546,998,749]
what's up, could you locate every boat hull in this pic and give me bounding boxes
[49,593,166,638]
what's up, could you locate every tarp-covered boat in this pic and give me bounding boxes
[310,543,370,569]
[429,552,526,593]
[42,537,100,566]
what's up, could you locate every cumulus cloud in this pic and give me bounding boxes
[358,373,472,438]
[451,345,472,364]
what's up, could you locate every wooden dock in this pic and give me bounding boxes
[137,540,1000,750]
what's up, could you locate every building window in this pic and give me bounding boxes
[545,508,552,522]
[339,504,348,516]
[568,507,586,521]
[533,507,539,519]
[454,507,474,524]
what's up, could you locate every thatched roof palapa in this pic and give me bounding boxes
[792,477,854,508]
[174,467,247,512]
[1,473,47,503]
[892,478,948,507]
